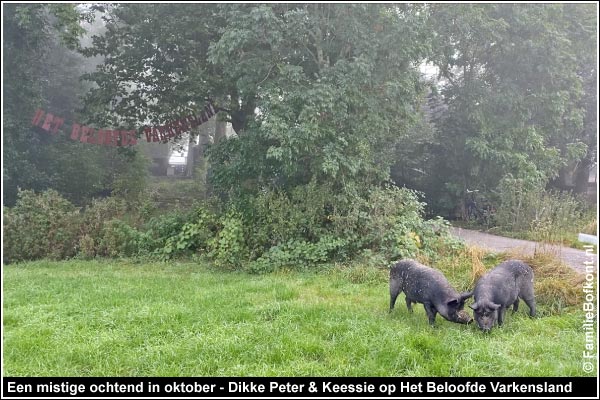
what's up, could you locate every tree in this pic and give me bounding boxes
[3,4,84,205]
[3,4,149,205]
[564,4,597,194]
[422,3,596,214]
[80,4,432,198]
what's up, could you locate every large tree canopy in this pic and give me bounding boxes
[407,3,597,214]
[9,3,594,215]
[81,3,432,195]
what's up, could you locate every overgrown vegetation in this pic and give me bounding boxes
[397,4,597,217]
[3,4,596,263]
[3,187,452,272]
[493,176,596,245]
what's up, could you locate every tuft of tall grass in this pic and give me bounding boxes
[580,217,597,236]
[466,246,487,286]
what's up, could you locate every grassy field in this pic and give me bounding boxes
[3,257,589,377]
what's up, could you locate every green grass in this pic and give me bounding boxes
[3,259,589,377]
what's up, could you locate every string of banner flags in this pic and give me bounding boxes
[31,101,218,147]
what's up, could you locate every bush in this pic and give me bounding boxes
[240,181,332,256]
[208,211,248,269]
[138,209,189,256]
[247,236,347,273]
[330,185,428,259]
[159,207,218,260]
[3,189,80,262]
[225,183,448,272]
[76,197,131,258]
[78,234,96,260]
[3,182,452,271]
[99,219,142,258]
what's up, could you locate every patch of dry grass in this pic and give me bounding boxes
[466,246,487,286]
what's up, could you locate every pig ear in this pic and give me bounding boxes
[460,291,473,301]
[469,302,479,310]
[446,298,459,306]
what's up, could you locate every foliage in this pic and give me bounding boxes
[238,181,332,256]
[2,4,150,207]
[77,234,96,260]
[3,183,456,275]
[418,3,597,216]
[222,183,445,272]
[6,4,595,271]
[159,208,218,260]
[4,4,83,205]
[494,176,589,244]
[329,185,429,260]
[80,4,432,199]
[77,197,129,256]
[247,236,347,274]
[3,189,81,262]
[98,219,142,258]
[3,190,151,262]
[208,211,248,269]
[109,151,151,205]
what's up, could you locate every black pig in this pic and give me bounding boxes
[470,259,536,332]
[389,259,473,325]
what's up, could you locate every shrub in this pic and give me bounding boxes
[240,181,332,256]
[76,197,131,258]
[3,189,80,262]
[231,183,450,272]
[159,207,218,260]
[330,185,428,259]
[208,211,248,269]
[78,234,96,260]
[99,219,142,258]
[136,209,189,256]
[2,182,452,270]
[247,236,347,273]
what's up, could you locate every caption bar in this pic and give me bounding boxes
[3,377,597,398]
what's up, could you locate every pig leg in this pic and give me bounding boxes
[522,296,536,317]
[519,279,535,317]
[423,303,437,325]
[389,282,401,312]
[519,277,536,317]
[405,296,414,312]
[498,306,507,326]
[512,298,520,313]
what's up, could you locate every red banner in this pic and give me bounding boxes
[31,102,216,147]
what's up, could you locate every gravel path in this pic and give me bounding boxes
[449,227,597,274]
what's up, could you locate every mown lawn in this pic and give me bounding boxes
[3,260,588,376]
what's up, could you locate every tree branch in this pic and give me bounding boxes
[257,63,277,86]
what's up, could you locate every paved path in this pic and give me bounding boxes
[449,227,597,274]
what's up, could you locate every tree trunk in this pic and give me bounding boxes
[185,134,195,178]
[574,157,592,195]
[214,119,227,143]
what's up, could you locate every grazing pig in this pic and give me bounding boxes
[389,259,473,325]
[470,259,536,332]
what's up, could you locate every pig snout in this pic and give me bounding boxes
[456,309,473,324]
[474,313,496,332]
